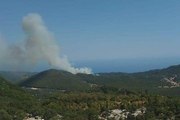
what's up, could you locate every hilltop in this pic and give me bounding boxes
[19,65,180,95]
[20,69,90,90]
[0,67,180,119]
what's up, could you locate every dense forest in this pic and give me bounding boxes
[0,75,179,120]
[1,65,180,119]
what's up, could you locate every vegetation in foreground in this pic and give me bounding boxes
[1,65,180,119]
[0,75,179,120]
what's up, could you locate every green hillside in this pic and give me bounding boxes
[0,76,40,119]
[81,64,180,89]
[19,65,180,95]
[20,69,90,90]
[0,70,179,119]
[1,75,179,119]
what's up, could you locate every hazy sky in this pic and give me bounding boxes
[0,0,180,72]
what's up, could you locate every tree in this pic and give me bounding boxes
[85,109,98,120]
[0,109,12,120]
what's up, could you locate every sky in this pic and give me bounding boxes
[0,0,180,73]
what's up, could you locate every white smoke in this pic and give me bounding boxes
[0,13,92,74]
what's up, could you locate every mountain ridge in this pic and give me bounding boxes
[20,69,90,90]
[18,64,180,95]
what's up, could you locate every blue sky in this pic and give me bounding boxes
[0,0,180,72]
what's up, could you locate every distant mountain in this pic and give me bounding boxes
[0,71,35,84]
[20,69,90,90]
[20,65,180,95]
[80,64,180,89]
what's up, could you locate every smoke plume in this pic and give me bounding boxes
[0,13,92,74]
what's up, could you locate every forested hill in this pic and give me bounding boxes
[19,65,180,95]
[20,69,90,90]
[79,64,180,89]
[0,76,39,119]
